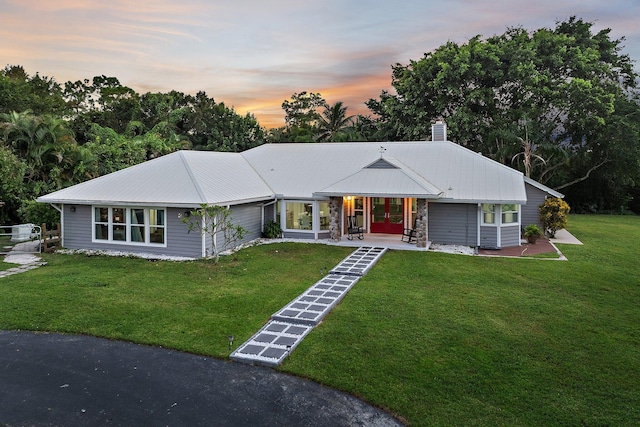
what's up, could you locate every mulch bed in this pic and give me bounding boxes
[478,237,558,257]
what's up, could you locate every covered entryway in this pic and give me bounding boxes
[316,155,443,248]
[370,197,404,234]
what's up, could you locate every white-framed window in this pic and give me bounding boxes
[284,201,313,230]
[482,203,496,225]
[93,206,166,246]
[501,204,519,224]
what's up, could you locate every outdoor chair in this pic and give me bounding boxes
[401,218,417,243]
[347,215,364,240]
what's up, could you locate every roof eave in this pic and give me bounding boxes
[523,176,564,198]
[313,191,442,199]
[36,195,276,208]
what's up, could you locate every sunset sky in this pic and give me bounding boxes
[1,0,638,128]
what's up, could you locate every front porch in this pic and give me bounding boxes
[326,233,431,251]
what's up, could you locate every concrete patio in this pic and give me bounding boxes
[326,233,429,251]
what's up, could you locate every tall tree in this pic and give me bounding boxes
[0,65,66,116]
[367,17,639,211]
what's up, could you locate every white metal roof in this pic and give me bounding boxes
[39,140,535,207]
[37,151,274,207]
[315,157,443,198]
[242,141,528,203]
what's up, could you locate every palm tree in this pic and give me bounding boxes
[316,101,354,142]
[1,111,78,185]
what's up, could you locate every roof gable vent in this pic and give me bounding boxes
[431,120,447,141]
[365,158,398,169]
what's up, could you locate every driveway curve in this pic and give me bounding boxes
[0,331,402,427]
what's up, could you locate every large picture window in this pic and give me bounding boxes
[285,202,313,230]
[93,207,166,246]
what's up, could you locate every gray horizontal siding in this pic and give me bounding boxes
[62,204,90,249]
[264,203,276,223]
[230,203,262,245]
[500,225,521,248]
[480,226,498,249]
[522,183,547,229]
[62,204,264,259]
[62,205,202,258]
[428,203,477,246]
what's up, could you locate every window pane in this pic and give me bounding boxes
[131,209,145,225]
[482,204,495,224]
[372,197,385,223]
[319,202,329,230]
[502,212,518,223]
[95,207,108,223]
[150,209,164,226]
[95,224,108,240]
[389,198,403,224]
[113,224,126,241]
[354,197,364,210]
[131,226,145,242]
[286,202,312,230]
[501,204,518,224]
[112,208,125,224]
[150,226,164,244]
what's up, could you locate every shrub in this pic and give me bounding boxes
[262,220,282,239]
[539,197,570,237]
[523,223,541,237]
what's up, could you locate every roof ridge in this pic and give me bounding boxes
[240,151,277,195]
[178,151,209,204]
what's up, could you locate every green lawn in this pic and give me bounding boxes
[1,215,639,426]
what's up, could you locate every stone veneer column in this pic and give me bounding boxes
[329,197,342,241]
[415,199,428,248]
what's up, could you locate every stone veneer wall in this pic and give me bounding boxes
[329,197,342,241]
[415,199,428,248]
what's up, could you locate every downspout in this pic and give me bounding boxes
[261,199,277,234]
[497,205,502,248]
[476,203,481,251]
[518,204,522,246]
[201,210,207,258]
[313,201,318,240]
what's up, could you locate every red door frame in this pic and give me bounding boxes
[370,197,404,234]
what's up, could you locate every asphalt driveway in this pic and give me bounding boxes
[0,331,403,426]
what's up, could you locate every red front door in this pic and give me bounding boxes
[370,197,404,234]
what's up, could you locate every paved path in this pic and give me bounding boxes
[0,331,402,427]
[1,240,46,278]
[231,247,387,366]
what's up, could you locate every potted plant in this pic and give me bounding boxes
[524,224,541,244]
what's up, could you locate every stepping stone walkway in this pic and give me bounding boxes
[0,253,46,279]
[231,246,386,367]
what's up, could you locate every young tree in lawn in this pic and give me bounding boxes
[182,204,247,262]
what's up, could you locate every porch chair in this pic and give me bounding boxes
[347,215,364,240]
[401,218,417,243]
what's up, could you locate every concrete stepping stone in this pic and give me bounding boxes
[230,321,314,367]
[329,246,386,276]
[271,274,361,326]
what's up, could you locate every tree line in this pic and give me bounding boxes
[1,17,639,226]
